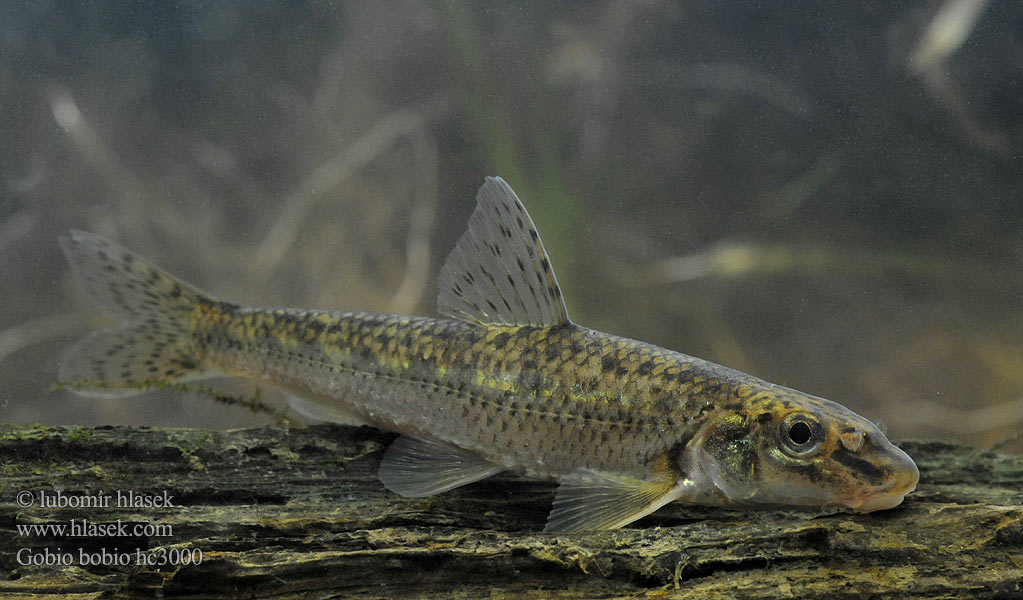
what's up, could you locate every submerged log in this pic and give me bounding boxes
[0,423,1020,599]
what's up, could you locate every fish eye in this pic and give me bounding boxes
[788,422,812,444]
[780,414,823,457]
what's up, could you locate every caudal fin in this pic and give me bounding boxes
[59,231,219,398]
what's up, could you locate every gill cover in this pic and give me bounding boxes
[697,413,763,503]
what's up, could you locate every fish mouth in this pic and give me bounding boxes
[832,485,907,512]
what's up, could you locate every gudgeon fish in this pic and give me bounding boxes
[59,176,919,532]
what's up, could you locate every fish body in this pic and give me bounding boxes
[60,177,919,531]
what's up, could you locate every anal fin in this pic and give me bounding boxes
[544,469,682,533]
[379,435,503,497]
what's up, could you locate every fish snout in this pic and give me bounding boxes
[834,443,920,512]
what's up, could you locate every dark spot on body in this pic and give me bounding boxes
[491,332,510,349]
[601,354,620,373]
[757,412,773,424]
[637,360,653,375]
[721,399,746,411]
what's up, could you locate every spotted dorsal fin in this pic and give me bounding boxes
[437,177,570,327]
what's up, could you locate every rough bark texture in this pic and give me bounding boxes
[0,423,1020,599]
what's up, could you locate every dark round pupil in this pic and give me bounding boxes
[788,422,813,445]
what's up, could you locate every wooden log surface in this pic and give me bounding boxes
[0,422,1020,599]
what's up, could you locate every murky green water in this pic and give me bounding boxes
[1,2,1020,451]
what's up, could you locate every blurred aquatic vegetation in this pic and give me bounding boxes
[908,0,1010,154]
[0,1,1020,451]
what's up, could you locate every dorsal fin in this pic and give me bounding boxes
[437,177,571,327]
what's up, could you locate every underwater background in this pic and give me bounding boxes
[1,1,1021,451]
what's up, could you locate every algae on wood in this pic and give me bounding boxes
[0,423,1020,599]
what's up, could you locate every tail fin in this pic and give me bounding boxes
[59,231,219,398]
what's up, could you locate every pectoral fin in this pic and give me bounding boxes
[544,469,682,533]
[379,435,503,497]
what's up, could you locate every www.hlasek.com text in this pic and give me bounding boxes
[17,518,173,538]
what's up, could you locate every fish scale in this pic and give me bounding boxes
[59,176,919,532]
[199,305,702,477]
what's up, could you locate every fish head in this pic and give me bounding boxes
[688,390,919,512]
